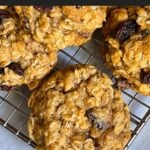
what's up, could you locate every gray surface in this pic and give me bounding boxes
[129,120,150,150]
[0,126,32,150]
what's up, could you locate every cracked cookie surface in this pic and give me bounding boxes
[15,6,107,51]
[28,65,131,150]
[0,23,57,90]
[0,6,107,90]
[102,7,150,95]
[0,7,57,90]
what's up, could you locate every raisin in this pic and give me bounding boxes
[8,63,24,76]
[34,6,53,11]
[0,67,4,74]
[0,10,10,23]
[114,20,138,42]
[0,10,10,18]
[0,85,14,91]
[115,78,129,90]
[0,10,10,21]
[75,6,82,9]
[140,70,150,84]
[86,109,108,130]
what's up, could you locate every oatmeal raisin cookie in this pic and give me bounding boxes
[102,7,150,95]
[28,65,131,150]
[15,6,107,51]
[0,29,57,90]
[0,6,108,90]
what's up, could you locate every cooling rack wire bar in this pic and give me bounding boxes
[0,29,150,149]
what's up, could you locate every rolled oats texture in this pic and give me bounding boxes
[102,7,150,95]
[15,6,107,51]
[28,65,131,150]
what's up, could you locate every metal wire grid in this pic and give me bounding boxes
[0,29,150,149]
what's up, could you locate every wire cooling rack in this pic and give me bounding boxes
[0,29,150,149]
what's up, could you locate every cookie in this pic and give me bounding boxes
[14,6,107,51]
[0,28,57,90]
[0,6,107,91]
[0,7,18,35]
[102,7,150,95]
[28,65,131,150]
